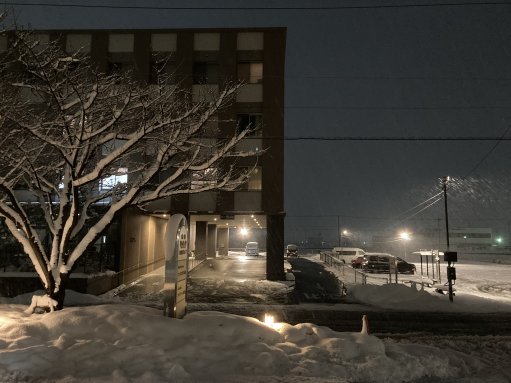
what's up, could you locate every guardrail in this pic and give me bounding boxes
[319,251,392,285]
[188,257,205,272]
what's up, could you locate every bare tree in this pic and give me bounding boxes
[0,31,257,309]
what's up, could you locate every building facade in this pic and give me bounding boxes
[0,28,286,286]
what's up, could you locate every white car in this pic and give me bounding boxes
[245,242,259,256]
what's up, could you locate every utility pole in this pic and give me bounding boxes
[337,215,341,247]
[442,176,456,302]
[443,177,450,250]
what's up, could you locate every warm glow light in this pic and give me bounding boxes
[399,231,411,241]
[240,227,248,236]
[342,230,348,235]
[264,313,274,326]
[263,313,283,330]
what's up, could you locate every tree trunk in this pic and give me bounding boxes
[45,273,69,310]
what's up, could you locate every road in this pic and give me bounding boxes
[189,256,266,281]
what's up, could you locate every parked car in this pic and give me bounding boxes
[363,253,416,274]
[286,244,299,257]
[245,242,259,256]
[351,256,367,269]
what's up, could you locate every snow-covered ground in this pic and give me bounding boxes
[310,253,511,312]
[0,254,510,382]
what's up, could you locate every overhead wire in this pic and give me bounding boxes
[2,1,511,10]
[463,125,511,178]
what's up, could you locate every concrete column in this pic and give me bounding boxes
[195,221,208,260]
[266,213,285,280]
[207,224,217,258]
[217,227,229,256]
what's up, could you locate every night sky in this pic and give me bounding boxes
[4,0,511,244]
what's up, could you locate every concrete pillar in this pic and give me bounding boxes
[195,221,208,260]
[217,227,229,256]
[266,213,285,280]
[207,224,217,258]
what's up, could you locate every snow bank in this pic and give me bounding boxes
[0,304,505,382]
[350,283,511,312]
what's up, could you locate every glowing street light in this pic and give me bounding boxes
[399,231,411,260]
[399,231,411,241]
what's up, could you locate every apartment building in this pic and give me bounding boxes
[0,28,286,285]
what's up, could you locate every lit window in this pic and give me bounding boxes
[237,32,263,50]
[194,33,220,51]
[65,34,91,53]
[191,168,218,190]
[100,168,128,191]
[238,62,263,83]
[240,167,262,191]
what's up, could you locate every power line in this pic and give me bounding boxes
[285,106,511,110]
[2,1,510,10]
[392,197,443,227]
[280,136,511,141]
[394,192,443,220]
[463,125,511,178]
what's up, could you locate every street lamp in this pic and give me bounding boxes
[341,229,349,246]
[399,231,411,260]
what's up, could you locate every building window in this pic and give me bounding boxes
[150,33,177,83]
[194,33,220,51]
[108,34,134,75]
[108,34,134,53]
[237,32,263,50]
[193,62,219,84]
[240,167,262,191]
[237,114,262,136]
[237,62,263,84]
[191,167,218,190]
[26,33,50,53]
[151,33,177,52]
[65,34,91,53]
[100,168,128,191]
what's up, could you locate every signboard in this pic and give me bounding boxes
[163,214,189,318]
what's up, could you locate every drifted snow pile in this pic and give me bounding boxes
[0,304,496,382]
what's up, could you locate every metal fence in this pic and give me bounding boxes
[319,251,395,285]
[188,257,204,272]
